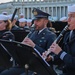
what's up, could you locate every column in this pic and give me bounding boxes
[43,7,45,12]
[52,7,53,17]
[47,7,49,14]
[56,7,57,17]
[31,8,33,19]
[27,8,29,19]
[60,6,61,18]
[64,6,65,16]
[25,8,27,19]
[22,6,24,13]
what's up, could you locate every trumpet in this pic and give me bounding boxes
[43,25,69,60]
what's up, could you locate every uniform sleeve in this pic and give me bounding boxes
[58,50,75,68]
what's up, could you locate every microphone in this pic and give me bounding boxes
[43,25,69,60]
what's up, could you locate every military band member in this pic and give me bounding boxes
[19,13,24,19]
[22,8,57,54]
[8,14,21,30]
[59,17,67,22]
[0,14,15,40]
[42,4,75,75]
[0,14,15,73]
[21,8,57,75]
[19,18,29,31]
[2,12,8,15]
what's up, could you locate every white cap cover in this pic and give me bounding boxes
[68,4,75,13]
[19,18,27,22]
[0,14,9,20]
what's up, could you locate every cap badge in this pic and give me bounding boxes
[33,11,38,16]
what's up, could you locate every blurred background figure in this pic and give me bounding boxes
[47,20,56,33]
[8,14,21,30]
[19,18,27,28]
[0,14,15,73]
[2,11,8,15]
[59,16,67,22]
[19,18,30,31]
[0,14,15,40]
[27,19,32,28]
[19,13,24,19]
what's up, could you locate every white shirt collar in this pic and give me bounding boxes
[38,28,46,34]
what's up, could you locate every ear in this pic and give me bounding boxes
[44,19,48,25]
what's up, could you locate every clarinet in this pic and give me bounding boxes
[43,25,69,60]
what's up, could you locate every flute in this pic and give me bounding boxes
[43,25,69,60]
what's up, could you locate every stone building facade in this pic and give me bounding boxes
[0,0,75,20]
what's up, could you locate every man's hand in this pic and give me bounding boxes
[49,42,62,55]
[22,37,35,48]
[42,51,52,61]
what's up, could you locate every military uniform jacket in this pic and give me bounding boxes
[52,30,75,75]
[59,30,75,74]
[28,28,57,54]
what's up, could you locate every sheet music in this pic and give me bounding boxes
[34,48,50,67]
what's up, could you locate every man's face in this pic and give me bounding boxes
[19,22,25,27]
[34,18,47,30]
[68,12,75,30]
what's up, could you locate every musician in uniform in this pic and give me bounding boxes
[0,14,15,40]
[59,17,67,22]
[2,12,8,15]
[47,20,56,33]
[0,14,15,73]
[19,18,30,31]
[8,14,21,30]
[22,8,57,54]
[19,13,24,19]
[21,8,57,75]
[42,4,75,75]
[0,8,57,75]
